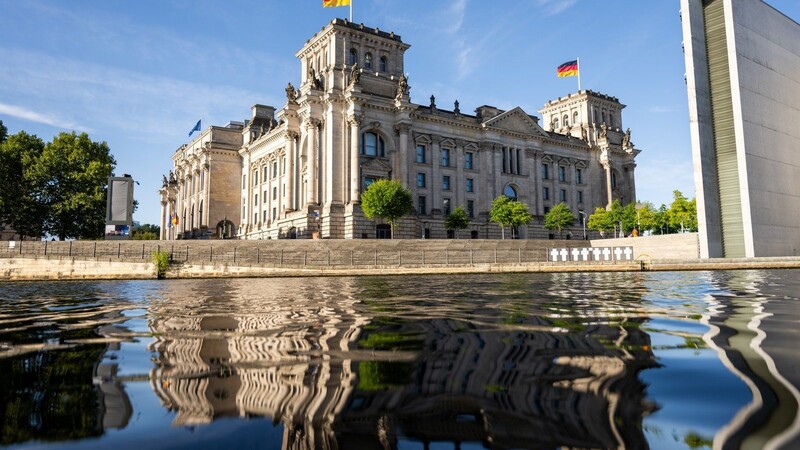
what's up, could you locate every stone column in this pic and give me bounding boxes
[528,149,539,215]
[430,135,441,213]
[203,162,210,228]
[395,123,411,188]
[454,139,465,208]
[349,116,361,203]
[159,200,167,240]
[286,132,297,211]
[306,119,320,205]
[600,148,613,209]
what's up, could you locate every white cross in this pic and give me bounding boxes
[602,248,611,261]
[614,247,623,260]
[559,248,569,261]
[571,248,581,261]
[580,248,590,261]
[623,247,633,260]
[593,248,602,261]
[550,248,560,261]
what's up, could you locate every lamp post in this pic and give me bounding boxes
[578,210,586,240]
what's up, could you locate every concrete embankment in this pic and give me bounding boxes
[1,234,799,281]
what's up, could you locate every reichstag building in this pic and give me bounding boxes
[158,19,639,240]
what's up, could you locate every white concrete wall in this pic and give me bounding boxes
[730,0,800,257]
[0,258,155,280]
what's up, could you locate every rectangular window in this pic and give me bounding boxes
[577,168,583,184]
[264,190,267,200]
[254,212,258,223]
[272,207,277,221]
[418,196,427,215]
[467,200,474,218]
[254,194,258,206]
[465,152,474,170]
[364,177,376,190]
[442,175,450,190]
[441,148,450,167]
[273,186,277,200]
[560,189,567,202]
[544,206,550,215]
[282,157,286,174]
[254,172,258,186]
[416,144,426,163]
[466,178,474,192]
[578,190,584,204]
[543,187,550,200]
[516,149,522,174]
[502,148,507,173]
[282,184,285,197]
[263,210,268,222]
[263,167,268,180]
[417,173,426,188]
[542,164,549,180]
[559,166,566,182]
[443,198,451,216]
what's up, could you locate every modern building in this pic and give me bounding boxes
[681,0,800,257]
[159,19,640,240]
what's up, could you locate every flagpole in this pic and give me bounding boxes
[577,57,581,92]
[350,0,353,22]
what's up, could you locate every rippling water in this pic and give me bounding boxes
[1,270,799,449]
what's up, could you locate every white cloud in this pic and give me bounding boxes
[0,102,87,131]
[534,0,579,16]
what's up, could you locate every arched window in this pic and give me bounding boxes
[361,132,385,157]
[380,56,388,72]
[573,111,579,125]
[611,172,617,189]
[553,118,559,129]
[563,114,569,127]
[609,113,615,128]
[349,48,357,65]
[364,52,372,70]
[504,185,517,200]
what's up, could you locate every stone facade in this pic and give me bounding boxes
[160,19,640,240]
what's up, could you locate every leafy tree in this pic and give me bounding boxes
[444,206,469,239]
[132,223,160,240]
[360,178,413,238]
[668,190,698,232]
[544,202,574,238]
[0,120,7,143]
[635,202,658,235]
[490,195,532,239]
[587,207,614,236]
[653,204,670,234]
[0,131,47,239]
[29,132,116,240]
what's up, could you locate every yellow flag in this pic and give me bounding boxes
[323,0,350,7]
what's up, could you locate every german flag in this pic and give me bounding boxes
[557,60,579,78]
[323,0,350,7]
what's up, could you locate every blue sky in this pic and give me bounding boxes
[2,0,799,227]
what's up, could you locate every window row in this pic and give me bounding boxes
[542,187,584,204]
[417,196,475,218]
[541,164,584,184]
[416,173,475,192]
[244,159,287,189]
[415,144,474,169]
[349,49,388,72]
[181,171,206,200]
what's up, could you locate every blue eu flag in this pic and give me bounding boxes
[188,120,201,137]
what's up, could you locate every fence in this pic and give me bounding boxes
[0,240,617,268]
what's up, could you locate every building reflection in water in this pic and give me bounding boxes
[145,276,659,449]
[700,270,800,450]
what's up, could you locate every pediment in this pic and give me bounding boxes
[362,157,393,173]
[483,107,548,137]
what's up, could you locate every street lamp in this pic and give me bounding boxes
[578,210,586,240]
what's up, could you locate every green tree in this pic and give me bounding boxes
[489,195,532,239]
[360,178,413,238]
[635,202,658,235]
[132,223,160,240]
[654,204,670,234]
[544,202,574,238]
[0,120,7,143]
[29,132,116,240]
[0,131,47,239]
[587,207,614,236]
[667,190,698,232]
[444,206,469,239]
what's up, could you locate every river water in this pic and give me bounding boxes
[1,270,799,450]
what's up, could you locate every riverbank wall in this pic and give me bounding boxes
[2,233,798,281]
